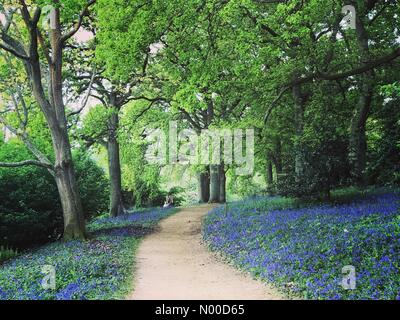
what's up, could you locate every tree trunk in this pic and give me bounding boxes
[107,105,124,217]
[267,160,273,185]
[349,79,373,186]
[273,138,283,183]
[0,4,89,239]
[53,138,86,239]
[209,164,220,203]
[273,139,283,175]
[198,167,210,203]
[349,11,374,186]
[292,85,306,180]
[46,100,86,239]
[38,10,86,239]
[219,164,226,203]
[49,85,86,239]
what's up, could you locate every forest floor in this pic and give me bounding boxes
[127,204,284,300]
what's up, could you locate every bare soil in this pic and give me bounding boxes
[127,204,285,300]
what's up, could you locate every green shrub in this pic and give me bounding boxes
[0,246,18,264]
[73,150,109,218]
[0,142,109,249]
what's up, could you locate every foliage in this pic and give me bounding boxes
[228,175,264,199]
[0,140,60,249]
[0,0,399,301]
[96,0,400,201]
[73,150,109,218]
[203,192,400,299]
[367,87,400,185]
[151,186,186,208]
[0,207,177,300]
[0,246,18,264]
[0,141,109,249]
[118,101,171,207]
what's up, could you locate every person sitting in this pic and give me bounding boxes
[163,194,174,208]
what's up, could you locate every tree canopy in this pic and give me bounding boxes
[0,0,399,242]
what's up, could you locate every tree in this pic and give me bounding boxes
[0,0,96,239]
[243,0,400,194]
[78,0,400,205]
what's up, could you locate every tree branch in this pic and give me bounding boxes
[291,47,400,87]
[264,47,400,123]
[18,0,32,24]
[0,42,29,60]
[179,107,202,131]
[0,160,54,170]
[125,95,166,103]
[0,8,17,32]
[37,29,52,65]
[61,0,96,43]
[264,86,290,124]
[68,71,96,117]
[131,100,157,122]
[90,93,106,106]
[0,115,55,174]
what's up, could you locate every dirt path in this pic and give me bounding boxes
[128,204,284,300]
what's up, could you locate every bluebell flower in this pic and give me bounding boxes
[203,192,400,300]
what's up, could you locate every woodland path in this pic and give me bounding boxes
[128,204,284,300]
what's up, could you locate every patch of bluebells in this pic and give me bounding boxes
[203,193,400,300]
[0,207,175,300]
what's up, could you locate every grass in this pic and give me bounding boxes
[0,207,178,300]
[203,189,400,300]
